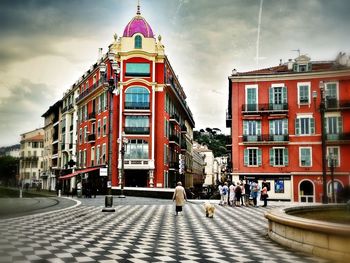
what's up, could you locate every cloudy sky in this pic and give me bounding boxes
[0,0,349,146]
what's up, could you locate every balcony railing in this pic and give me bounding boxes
[124,102,150,110]
[124,127,150,134]
[87,134,96,143]
[169,135,180,144]
[241,103,288,114]
[242,134,289,142]
[170,113,180,123]
[326,132,350,141]
[88,112,96,120]
[76,78,104,103]
[325,98,350,111]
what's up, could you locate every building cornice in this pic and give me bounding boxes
[229,68,350,82]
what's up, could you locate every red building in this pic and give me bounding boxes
[226,54,350,203]
[72,5,195,193]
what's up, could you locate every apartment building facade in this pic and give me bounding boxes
[227,54,350,202]
[57,4,195,192]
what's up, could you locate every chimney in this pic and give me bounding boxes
[287,59,294,70]
[98,48,103,61]
[279,59,282,66]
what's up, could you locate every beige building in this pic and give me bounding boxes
[19,128,44,187]
[193,142,215,185]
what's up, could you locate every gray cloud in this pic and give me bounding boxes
[0,79,55,146]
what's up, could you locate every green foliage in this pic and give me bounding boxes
[194,128,229,157]
[0,156,19,186]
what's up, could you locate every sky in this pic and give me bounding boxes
[0,0,349,146]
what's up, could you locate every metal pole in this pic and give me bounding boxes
[320,82,328,204]
[331,158,335,203]
[102,73,116,212]
[119,141,125,198]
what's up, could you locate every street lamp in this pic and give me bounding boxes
[319,81,328,204]
[102,52,120,212]
[117,133,128,198]
[328,154,336,203]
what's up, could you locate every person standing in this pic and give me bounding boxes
[250,180,260,207]
[218,183,224,205]
[229,182,235,207]
[222,182,229,206]
[172,182,187,215]
[244,180,251,206]
[234,183,242,207]
[261,182,268,207]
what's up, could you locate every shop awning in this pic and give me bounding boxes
[59,167,101,180]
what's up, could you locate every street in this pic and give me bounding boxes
[0,197,328,263]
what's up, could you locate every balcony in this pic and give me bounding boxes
[242,134,289,144]
[123,159,151,169]
[169,113,180,124]
[241,103,288,114]
[326,132,350,143]
[325,98,350,111]
[76,78,104,103]
[124,127,150,134]
[87,134,96,143]
[169,135,180,144]
[125,102,150,110]
[88,112,96,120]
[181,124,187,133]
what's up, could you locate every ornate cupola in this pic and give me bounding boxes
[122,2,154,38]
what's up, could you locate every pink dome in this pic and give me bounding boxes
[123,15,154,38]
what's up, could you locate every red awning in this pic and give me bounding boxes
[59,167,101,180]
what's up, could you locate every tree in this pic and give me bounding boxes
[0,156,19,186]
[194,128,229,157]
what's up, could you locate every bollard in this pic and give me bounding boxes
[58,190,61,197]
[19,189,22,198]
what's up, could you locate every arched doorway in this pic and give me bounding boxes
[327,180,344,203]
[299,180,314,203]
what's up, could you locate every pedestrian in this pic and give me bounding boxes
[234,183,242,207]
[218,183,224,205]
[229,182,235,207]
[250,180,260,207]
[172,182,187,216]
[240,181,245,206]
[244,180,251,206]
[261,181,269,207]
[222,182,229,206]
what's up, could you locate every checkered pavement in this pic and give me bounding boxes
[0,200,329,263]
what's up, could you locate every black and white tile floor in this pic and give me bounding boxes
[0,200,329,263]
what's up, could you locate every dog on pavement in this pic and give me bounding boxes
[204,202,215,218]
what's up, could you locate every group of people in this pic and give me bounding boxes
[218,180,269,207]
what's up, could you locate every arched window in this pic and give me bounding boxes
[135,35,142,49]
[125,87,150,109]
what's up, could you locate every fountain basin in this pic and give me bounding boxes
[265,204,350,262]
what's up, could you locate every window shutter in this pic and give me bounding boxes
[282,86,287,104]
[257,149,262,166]
[283,119,288,135]
[269,87,274,104]
[310,117,315,134]
[283,148,289,165]
[295,118,300,135]
[257,121,261,135]
[269,120,274,135]
[244,149,248,166]
[293,64,298,72]
[270,148,274,166]
[325,117,328,134]
[338,116,343,133]
[308,63,312,71]
[243,121,248,135]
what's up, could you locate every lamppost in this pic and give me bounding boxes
[101,52,120,212]
[328,154,336,203]
[319,81,328,204]
[117,133,128,198]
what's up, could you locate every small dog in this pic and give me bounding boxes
[204,202,215,218]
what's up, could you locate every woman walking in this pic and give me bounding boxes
[172,182,187,215]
